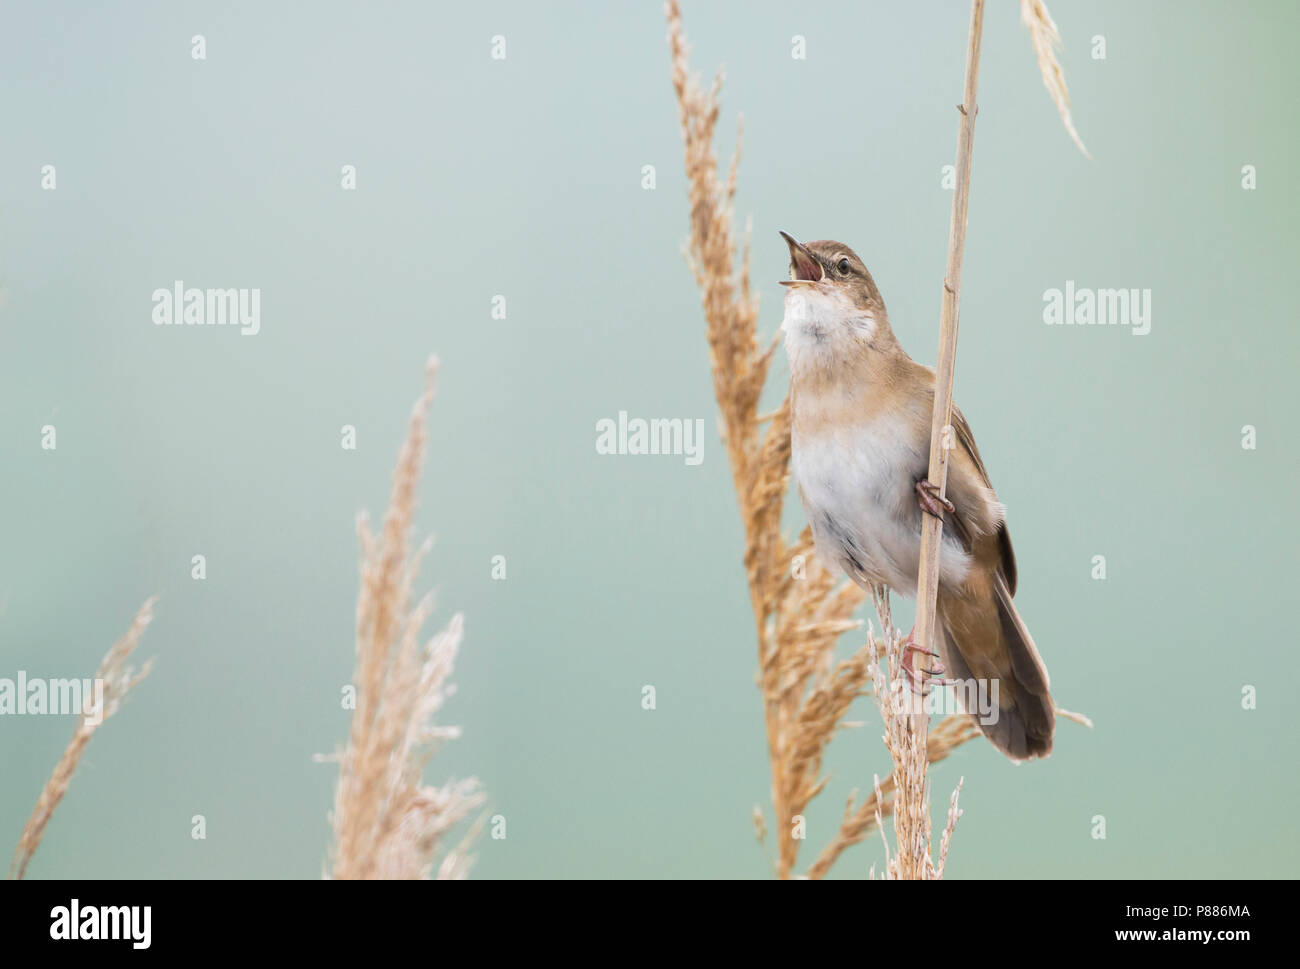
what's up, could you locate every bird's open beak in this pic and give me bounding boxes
[779,231,823,286]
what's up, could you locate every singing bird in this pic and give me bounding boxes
[779,231,1054,760]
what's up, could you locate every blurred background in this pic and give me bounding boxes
[1,0,1296,878]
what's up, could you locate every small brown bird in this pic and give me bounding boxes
[780,231,1054,760]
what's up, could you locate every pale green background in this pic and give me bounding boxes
[1,0,1296,879]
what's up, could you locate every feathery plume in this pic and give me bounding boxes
[322,357,485,880]
[9,597,156,880]
[1021,0,1089,156]
[865,595,970,880]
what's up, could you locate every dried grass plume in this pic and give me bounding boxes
[9,597,156,880]
[864,590,968,879]
[1021,0,1089,156]
[322,357,485,880]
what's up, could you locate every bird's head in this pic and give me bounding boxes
[779,231,892,364]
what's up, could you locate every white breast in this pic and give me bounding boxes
[793,415,971,598]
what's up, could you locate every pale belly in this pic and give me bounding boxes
[793,419,971,598]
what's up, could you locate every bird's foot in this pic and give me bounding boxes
[915,479,955,521]
[901,631,948,695]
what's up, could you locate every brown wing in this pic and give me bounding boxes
[949,405,1017,596]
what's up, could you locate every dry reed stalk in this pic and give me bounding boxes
[322,357,485,880]
[1021,0,1089,156]
[906,0,986,881]
[899,0,1088,880]
[666,0,975,880]
[9,597,156,880]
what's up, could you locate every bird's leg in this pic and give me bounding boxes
[915,479,955,521]
[900,628,948,694]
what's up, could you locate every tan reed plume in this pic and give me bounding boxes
[9,597,156,880]
[666,0,977,880]
[864,587,969,879]
[322,356,485,880]
[1022,0,1089,156]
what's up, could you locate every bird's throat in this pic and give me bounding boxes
[782,285,882,378]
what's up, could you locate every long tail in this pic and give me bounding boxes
[936,576,1054,760]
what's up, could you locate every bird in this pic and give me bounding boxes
[779,230,1054,760]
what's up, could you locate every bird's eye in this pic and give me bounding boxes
[836,258,851,275]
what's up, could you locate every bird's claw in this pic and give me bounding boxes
[915,479,955,521]
[901,635,948,695]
